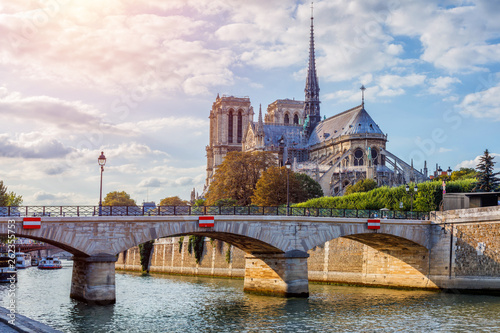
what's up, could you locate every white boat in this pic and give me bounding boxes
[0,254,17,283]
[38,257,63,270]
[15,252,32,269]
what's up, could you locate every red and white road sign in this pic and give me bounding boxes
[199,216,214,227]
[23,217,41,229]
[367,219,380,230]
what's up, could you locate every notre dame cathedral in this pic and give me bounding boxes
[205,13,428,197]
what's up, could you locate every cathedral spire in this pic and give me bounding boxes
[304,2,321,134]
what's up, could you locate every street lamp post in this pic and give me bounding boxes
[285,159,292,216]
[405,183,417,216]
[98,151,106,216]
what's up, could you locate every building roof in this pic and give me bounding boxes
[308,105,384,146]
[262,124,304,148]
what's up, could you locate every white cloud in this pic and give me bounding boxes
[459,84,500,121]
[389,1,500,72]
[428,76,461,95]
[455,152,500,170]
[0,134,73,159]
[0,88,129,135]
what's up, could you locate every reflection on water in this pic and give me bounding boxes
[0,261,499,332]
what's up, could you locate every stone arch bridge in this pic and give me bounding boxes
[1,216,434,304]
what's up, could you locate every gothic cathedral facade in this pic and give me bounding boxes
[205,13,427,196]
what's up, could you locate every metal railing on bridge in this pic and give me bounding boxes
[0,206,429,220]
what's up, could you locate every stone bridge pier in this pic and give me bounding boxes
[70,254,118,305]
[244,250,310,297]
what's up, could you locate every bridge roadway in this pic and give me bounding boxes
[0,215,433,304]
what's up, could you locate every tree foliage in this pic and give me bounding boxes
[295,178,476,212]
[344,178,378,195]
[159,196,189,206]
[295,173,324,200]
[193,199,206,206]
[251,166,301,206]
[251,167,323,206]
[206,151,276,206]
[474,149,500,192]
[103,191,136,206]
[450,168,478,181]
[0,181,23,206]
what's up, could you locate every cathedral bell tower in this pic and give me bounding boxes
[304,4,321,135]
[205,94,253,189]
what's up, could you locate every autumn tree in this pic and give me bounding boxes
[251,167,322,206]
[103,191,136,206]
[159,196,189,206]
[0,180,23,206]
[474,149,500,192]
[206,151,276,206]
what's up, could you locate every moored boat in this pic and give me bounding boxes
[0,255,17,283]
[38,257,63,270]
[31,257,39,266]
[15,252,32,269]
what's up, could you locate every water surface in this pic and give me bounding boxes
[0,261,499,332]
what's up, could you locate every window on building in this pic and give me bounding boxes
[237,111,243,143]
[284,113,290,124]
[353,148,364,166]
[293,114,299,125]
[371,147,378,165]
[228,110,233,143]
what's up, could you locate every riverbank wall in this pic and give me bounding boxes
[0,306,62,333]
[116,207,500,293]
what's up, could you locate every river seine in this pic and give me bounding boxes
[0,260,499,332]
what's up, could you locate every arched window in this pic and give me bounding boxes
[228,110,233,143]
[371,147,379,165]
[353,148,364,166]
[293,114,299,125]
[237,111,243,143]
[284,113,290,124]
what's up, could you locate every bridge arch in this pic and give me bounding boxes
[0,231,88,257]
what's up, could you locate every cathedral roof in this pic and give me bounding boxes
[262,124,304,148]
[308,105,384,146]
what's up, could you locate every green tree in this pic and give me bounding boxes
[474,149,500,192]
[294,173,324,202]
[159,196,189,206]
[103,191,136,206]
[344,178,378,195]
[213,198,237,207]
[450,168,478,181]
[0,181,23,206]
[251,166,303,206]
[193,198,206,206]
[206,151,276,206]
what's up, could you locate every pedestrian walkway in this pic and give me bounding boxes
[0,321,17,332]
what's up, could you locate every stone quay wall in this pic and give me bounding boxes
[116,236,436,289]
[116,207,499,292]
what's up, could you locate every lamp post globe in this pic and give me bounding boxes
[285,159,292,216]
[98,151,106,216]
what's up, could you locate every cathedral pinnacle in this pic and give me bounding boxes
[257,104,264,135]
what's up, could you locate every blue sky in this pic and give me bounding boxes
[0,0,499,205]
